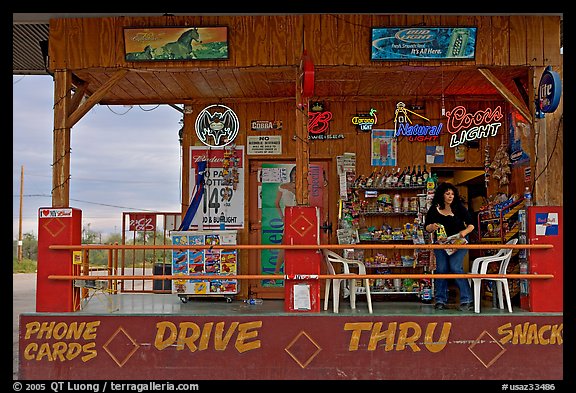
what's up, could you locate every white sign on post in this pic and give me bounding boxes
[293,284,311,310]
[247,135,282,155]
[189,146,245,229]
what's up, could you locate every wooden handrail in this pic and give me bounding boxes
[46,243,555,283]
[49,273,553,281]
[49,243,553,250]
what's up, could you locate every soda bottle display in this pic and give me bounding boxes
[219,212,226,230]
[519,259,529,295]
[420,279,433,303]
[523,187,533,206]
[518,233,527,258]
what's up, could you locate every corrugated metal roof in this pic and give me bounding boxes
[13,23,50,75]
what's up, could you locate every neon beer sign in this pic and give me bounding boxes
[446,105,503,148]
[394,102,442,142]
[351,108,378,132]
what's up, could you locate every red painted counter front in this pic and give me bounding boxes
[19,314,563,380]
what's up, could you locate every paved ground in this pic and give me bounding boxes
[13,273,36,380]
[12,270,151,380]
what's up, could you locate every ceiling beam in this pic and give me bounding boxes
[478,67,533,124]
[67,69,128,128]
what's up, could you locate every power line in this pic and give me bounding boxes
[13,194,158,211]
[13,171,171,184]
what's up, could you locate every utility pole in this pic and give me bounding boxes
[18,165,24,262]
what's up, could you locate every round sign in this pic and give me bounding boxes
[194,104,240,147]
[538,66,562,113]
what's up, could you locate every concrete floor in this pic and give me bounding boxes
[71,291,531,316]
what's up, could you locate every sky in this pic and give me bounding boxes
[12,75,183,240]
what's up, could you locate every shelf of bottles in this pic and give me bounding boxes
[353,164,430,191]
[351,165,430,217]
[340,163,436,302]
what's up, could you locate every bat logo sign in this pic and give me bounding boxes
[194,104,240,147]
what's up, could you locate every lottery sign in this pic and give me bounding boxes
[189,146,245,229]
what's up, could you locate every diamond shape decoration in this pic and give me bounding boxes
[284,330,322,369]
[42,218,66,238]
[289,214,315,239]
[468,330,507,368]
[103,326,140,367]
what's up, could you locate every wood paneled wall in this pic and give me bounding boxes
[46,14,562,286]
[181,98,515,247]
[49,14,561,69]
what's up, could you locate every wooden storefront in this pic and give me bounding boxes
[46,15,562,300]
[20,14,563,381]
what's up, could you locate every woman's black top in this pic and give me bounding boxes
[424,204,473,237]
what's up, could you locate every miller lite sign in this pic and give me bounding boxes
[537,66,562,116]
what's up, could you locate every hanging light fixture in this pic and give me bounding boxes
[178,117,184,145]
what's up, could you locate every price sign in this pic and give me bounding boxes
[189,146,245,229]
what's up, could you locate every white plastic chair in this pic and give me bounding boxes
[322,249,372,314]
[470,238,518,313]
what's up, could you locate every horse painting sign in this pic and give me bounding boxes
[123,26,229,61]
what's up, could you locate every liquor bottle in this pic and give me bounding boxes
[373,167,384,188]
[410,165,416,186]
[365,168,377,188]
[416,165,423,186]
[385,168,395,187]
[403,166,412,187]
[375,167,386,187]
[373,168,381,187]
[396,167,405,187]
[384,168,392,187]
[360,173,369,188]
[422,165,429,182]
[353,174,364,188]
[391,167,400,187]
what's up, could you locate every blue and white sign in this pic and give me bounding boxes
[537,66,562,114]
[535,212,559,236]
[371,27,477,61]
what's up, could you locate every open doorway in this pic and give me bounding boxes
[431,167,487,270]
[247,159,330,299]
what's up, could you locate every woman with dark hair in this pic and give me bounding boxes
[424,182,475,311]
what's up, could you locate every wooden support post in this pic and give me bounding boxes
[52,70,71,207]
